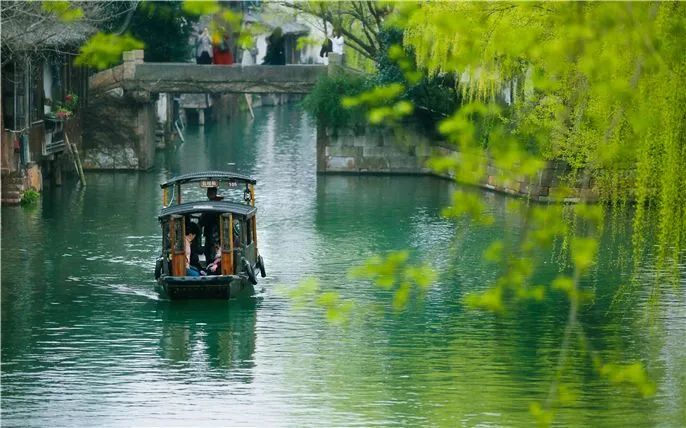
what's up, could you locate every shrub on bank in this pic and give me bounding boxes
[301,74,370,132]
[20,189,40,206]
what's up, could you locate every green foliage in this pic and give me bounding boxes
[20,189,40,207]
[288,251,435,325]
[570,237,597,273]
[600,363,656,398]
[41,1,83,22]
[128,2,199,62]
[373,28,461,134]
[349,250,436,311]
[282,1,391,63]
[181,0,220,16]
[529,401,554,428]
[301,74,370,131]
[341,81,415,126]
[342,83,405,108]
[75,33,144,70]
[295,2,682,424]
[296,36,319,51]
[218,9,241,30]
[441,191,493,225]
[402,2,686,275]
[287,278,353,325]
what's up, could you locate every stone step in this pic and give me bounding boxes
[2,190,22,200]
[2,177,24,185]
[1,197,22,206]
[1,183,25,192]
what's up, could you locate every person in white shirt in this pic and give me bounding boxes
[331,29,345,56]
[196,28,213,64]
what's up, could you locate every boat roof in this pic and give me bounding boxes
[161,171,257,188]
[159,201,257,219]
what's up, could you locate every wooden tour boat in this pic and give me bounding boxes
[154,171,266,299]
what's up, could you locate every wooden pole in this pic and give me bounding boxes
[221,213,234,275]
[65,132,86,186]
[64,136,80,181]
[244,93,254,119]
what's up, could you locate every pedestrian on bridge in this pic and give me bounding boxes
[262,27,285,65]
[213,32,234,65]
[196,28,213,65]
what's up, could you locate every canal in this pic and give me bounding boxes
[2,104,684,426]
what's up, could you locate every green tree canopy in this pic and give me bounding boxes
[127,1,198,62]
[400,2,686,269]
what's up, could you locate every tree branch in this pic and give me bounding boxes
[280,1,379,60]
[367,1,383,30]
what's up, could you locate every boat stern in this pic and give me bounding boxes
[157,275,253,299]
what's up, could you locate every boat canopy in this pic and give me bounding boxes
[160,171,256,189]
[159,200,257,220]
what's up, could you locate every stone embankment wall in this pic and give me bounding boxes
[82,88,156,170]
[317,125,600,203]
[83,50,156,170]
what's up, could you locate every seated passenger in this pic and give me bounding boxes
[185,218,203,269]
[206,243,222,275]
[200,186,223,261]
[185,222,203,277]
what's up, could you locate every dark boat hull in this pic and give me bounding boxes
[157,275,254,300]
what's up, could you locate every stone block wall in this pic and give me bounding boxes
[317,125,433,175]
[82,90,156,170]
[317,125,601,202]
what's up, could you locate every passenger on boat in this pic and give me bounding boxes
[185,222,202,276]
[206,186,223,201]
[185,218,202,270]
[200,187,223,261]
[206,243,222,275]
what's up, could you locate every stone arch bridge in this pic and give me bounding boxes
[84,50,344,170]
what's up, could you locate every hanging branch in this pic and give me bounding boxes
[281,1,383,60]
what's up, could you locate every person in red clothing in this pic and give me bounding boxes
[213,33,234,65]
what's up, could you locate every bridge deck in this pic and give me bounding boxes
[90,62,328,95]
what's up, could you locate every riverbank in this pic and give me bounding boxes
[317,124,604,203]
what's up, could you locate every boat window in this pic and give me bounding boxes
[172,216,184,252]
[221,214,231,252]
[233,220,243,245]
[245,219,252,245]
[162,220,170,254]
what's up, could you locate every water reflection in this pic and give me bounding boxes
[1,104,684,426]
[157,299,258,375]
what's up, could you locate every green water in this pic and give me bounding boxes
[2,105,684,426]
